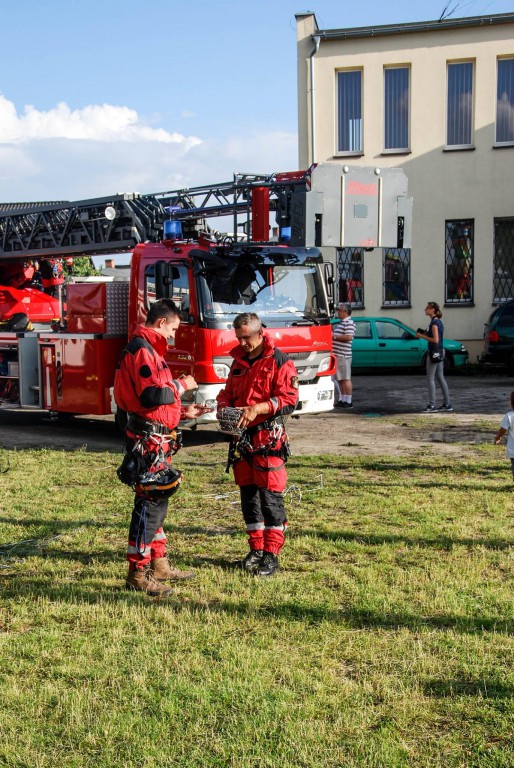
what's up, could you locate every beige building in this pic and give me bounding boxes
[296,11,514,359]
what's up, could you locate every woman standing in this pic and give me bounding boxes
[416,301,453,413]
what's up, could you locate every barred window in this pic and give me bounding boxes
[383,249,410,306]
[445,221,473,304]
[337,248,364,308]
[447,62,474,147]
[337,70,363,154]
[496,58,514,144]
[384,67,410,151]
[493,218,514,302]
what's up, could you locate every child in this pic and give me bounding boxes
[494,391,514,479]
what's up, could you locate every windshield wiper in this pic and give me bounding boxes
[292,313,320,326]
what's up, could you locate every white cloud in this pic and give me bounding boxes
[0,95,298,202]
[0,95,201,147]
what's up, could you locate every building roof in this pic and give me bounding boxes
[308,12,514,41]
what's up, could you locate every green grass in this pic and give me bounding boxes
[0,442,513,767]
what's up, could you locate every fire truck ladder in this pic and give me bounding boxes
[0,170,308,260]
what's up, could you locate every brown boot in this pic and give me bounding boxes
[151,557,195,581]
[125,567,174,596]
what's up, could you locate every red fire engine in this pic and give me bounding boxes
[0,163,411,425]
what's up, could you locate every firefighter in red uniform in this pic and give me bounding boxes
[114,298,211,596]
[39,258,64,296]
[217,312,299,577]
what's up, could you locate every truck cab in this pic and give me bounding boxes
[130,237,336,423]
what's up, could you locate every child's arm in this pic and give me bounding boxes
[494,427,507,444]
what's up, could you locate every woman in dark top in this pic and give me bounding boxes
[416,301,453,413]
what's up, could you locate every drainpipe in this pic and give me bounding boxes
[309,35,321,166]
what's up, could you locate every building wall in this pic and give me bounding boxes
[296,13,514,355]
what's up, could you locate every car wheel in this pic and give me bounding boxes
[421,353,427,371]
[508,352,514,375]
[444,353,453,373]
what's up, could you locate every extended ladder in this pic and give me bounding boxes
[0,171,307,260]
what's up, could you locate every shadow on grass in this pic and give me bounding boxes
[289,527,514,551]
[422,677,514,699]
[313,478,512,493]
[287,459,508,474]
[163,523,514,551]
[1,572,513,636]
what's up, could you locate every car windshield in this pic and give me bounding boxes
[197,262,329,325]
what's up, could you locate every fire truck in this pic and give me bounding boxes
[0,163,411,426]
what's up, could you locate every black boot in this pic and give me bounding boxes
[254,551,280,577]
[241,549,264,573]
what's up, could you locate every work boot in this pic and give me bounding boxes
[254,552,280,577]
[241,549,264,573]
[125,567,174,596]
[150,557,195,581]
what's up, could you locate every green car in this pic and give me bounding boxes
[331,316,468,371]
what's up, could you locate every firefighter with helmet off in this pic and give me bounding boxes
[114,298,211,596]
[217,312,299,577]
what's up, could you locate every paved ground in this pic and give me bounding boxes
[0,370,511,458]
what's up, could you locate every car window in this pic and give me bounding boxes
[375,321,406,340]
[354,321,372,339]
[496,305,514,327]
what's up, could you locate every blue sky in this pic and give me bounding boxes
[0,0,512,202]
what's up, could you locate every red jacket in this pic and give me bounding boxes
[217,334,299,425]
[114,325,186,429]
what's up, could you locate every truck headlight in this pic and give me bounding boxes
[317,356,332,374]
[213,364,230,380]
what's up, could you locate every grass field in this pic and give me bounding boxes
[0,434,513,768]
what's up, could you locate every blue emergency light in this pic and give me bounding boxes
[164,206,183,240]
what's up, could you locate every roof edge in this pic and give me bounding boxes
[316,12,514,41]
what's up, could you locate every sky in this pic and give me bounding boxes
[0,0,513,203]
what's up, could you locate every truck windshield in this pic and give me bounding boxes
[197,262,329,325]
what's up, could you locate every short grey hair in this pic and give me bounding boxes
[338,303,352,315]
[233,312,262,332]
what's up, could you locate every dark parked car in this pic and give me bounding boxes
[332,316,469,371]
[480,300,514,372]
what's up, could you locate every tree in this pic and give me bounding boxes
[68,257,100,277]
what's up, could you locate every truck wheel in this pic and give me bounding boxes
[115,407,128,433]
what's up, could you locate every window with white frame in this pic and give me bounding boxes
[337,70,363,154]
[384,67,410,152]
[496,58,514,144]
[446,61,474,147]
[493,218,514,302]
[445,220,473,304]
[383,249,410,306]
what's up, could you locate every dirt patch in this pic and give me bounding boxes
[0,372,508,460]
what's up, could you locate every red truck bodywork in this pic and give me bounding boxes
[0,237,336,421]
